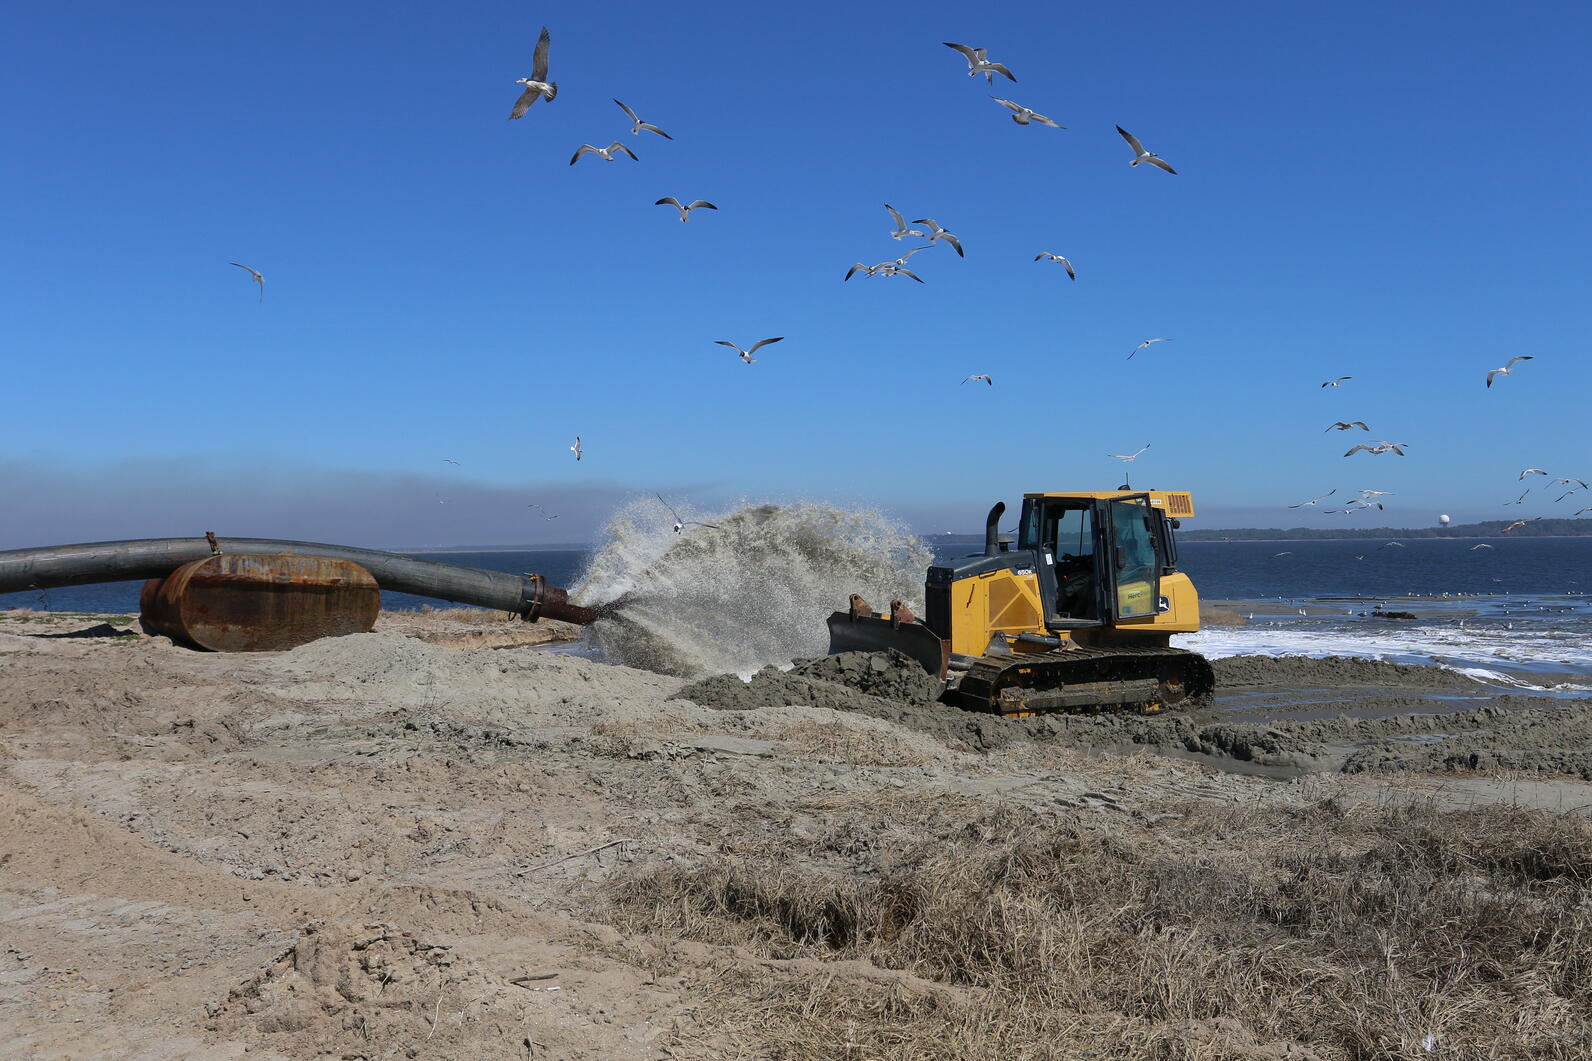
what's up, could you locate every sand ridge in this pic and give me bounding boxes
[4,608,1592,1057]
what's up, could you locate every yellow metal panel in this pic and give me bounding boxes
[1113,571,1201,633]
[947,569,1047,656]
[1023,490,1195,517]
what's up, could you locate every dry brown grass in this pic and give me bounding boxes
[776,721,931,768]
[600,799,1592,1059]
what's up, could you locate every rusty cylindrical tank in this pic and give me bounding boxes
[141,554,381,652]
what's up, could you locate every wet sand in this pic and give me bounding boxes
[4,608,1592,1057]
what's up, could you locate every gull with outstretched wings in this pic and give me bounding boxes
[509,27,557,119]
[570,142,638,165]
[614,99,671,138]
[991,97,1063,127]
[229,262,263,302]
[1116,126,1177,173]
[716,337,784,364]
[1034,252,1076,279]
[1486,356,1534,388]
[655,197,716,222]
[943,42,1017,83]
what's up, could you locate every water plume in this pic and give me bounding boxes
[573,500,932,677]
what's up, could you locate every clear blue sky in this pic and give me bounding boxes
[3,0,1588,547]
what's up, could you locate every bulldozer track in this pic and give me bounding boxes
[952,643,1216,716]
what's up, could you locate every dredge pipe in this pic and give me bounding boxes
[0,537,602,624]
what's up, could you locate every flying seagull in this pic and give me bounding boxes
[229,262,264,302]
[1578,508,1592,516]
[527,503,560,520]
[943,42,1017,83]
[961,374,994,386]
[1127,338,1173,359]
[912,218,964,256]
[874,264,923,282]
[1504,517,1541,532]
[441,458,460,465]
[570,437,582,461]
[884,205,926,241]
[655,197,717,222]
[1321,376,1353,387]
[1504,490,1529,506]
[990,97,1063,127]
[1288,489,1336,509]
[509,27,557,119]
[1486,356,1534,388]
[716,336,784,364]
[1325,421,1370,432]
[1034,252,1076,279]
[843,262,880,281]
[570,142,638,165]
[656,494,719,533]
[1360,489,1393,499]
[1116,126,1177,174]
[1344,441,1408,456]
[1519,468,1547,480]
[1552,477,1588,489]
[1108,444,1150,462]
[1379,541,1405,549]
[1273,552,1293,558]
[1471,544,1494,550]
[614,99,672,139]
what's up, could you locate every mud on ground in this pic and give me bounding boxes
[4,609,1592,1058]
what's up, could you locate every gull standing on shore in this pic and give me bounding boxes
[1127,338,1172,359]
[1034,252,1076,279]
[1116,126,1177,173]
[614,99,672,138]
[716,337,784,364]
[570,142,638,165]
[991,98,1063,127]
[655,198,717,222]
[229,262,264,302]
[508,27,557,119]
[1486,356,1534,388]
[943,42,1017,83]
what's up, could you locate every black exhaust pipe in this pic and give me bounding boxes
[0,536,601,624]
[984,502,1006,557]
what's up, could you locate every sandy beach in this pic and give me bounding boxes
[4,608,1592,1058]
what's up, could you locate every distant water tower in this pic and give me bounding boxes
[1439,514,1451,525]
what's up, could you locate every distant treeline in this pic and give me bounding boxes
[1179,518,1592,541]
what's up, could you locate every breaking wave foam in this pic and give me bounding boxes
[572,500,932,677]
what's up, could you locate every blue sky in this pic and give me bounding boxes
[3,0,1588,547]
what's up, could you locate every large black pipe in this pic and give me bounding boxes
[0,537,601,624]
[984,502,1006,557]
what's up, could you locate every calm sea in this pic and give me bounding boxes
[6,538,1589,683]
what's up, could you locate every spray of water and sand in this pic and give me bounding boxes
[572,500,933,677]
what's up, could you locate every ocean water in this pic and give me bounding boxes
[6,536,1589,683]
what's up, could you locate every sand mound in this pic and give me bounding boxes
[790,648,944,703]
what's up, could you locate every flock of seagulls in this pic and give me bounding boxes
[215,25,1582,551]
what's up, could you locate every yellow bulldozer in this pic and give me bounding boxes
[828,490,1214,715]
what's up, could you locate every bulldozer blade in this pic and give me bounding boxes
[824,612,949,680]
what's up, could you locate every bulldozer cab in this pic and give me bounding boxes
[1020,493,1167,629]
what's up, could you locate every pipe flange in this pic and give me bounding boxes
[521,572,546,622]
